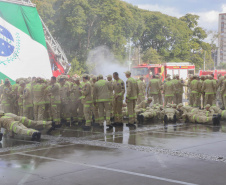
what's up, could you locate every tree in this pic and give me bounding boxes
[34,0,215,74]
[179,14,199,29]
[142,48,162,64]
[69,57,86,76]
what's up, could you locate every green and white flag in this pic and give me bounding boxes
[0,1,52,84]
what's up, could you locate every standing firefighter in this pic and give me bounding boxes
[81,74,93,131]
[124,71,138,126]
[90,76,99,125]
[163,77,175,106]
[33,78,47,121]
[112,72,125,126]
[2,79,13,113]
[189,75,200,107]
[49,76,61,127]
[18,81,24,116]
[21,80,33,120]
[174,75,184,104]
[137,76,146,105]
[202,75,216,106]
[93,74,112,129]
[200,75,206,108]
[148,75,161,104]
[59,75,71,125]
[107,75,114,120]
[155,75,163,104]
[71,77,84,125]
[43,80,52,121]
[11,79,19,114]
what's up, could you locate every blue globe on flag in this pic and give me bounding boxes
[0,25,15,57]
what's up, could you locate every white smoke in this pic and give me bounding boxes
[86,46,128,82]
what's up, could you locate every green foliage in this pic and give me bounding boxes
[68,57,86,76]
[35,0,215,74]
[179,14,199,29]
[216,63,226,70]
[142,48,162,64]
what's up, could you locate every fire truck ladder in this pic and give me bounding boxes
[0,0,71,74]
[41,18,71,74]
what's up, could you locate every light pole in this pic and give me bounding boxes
[204,51,206,71]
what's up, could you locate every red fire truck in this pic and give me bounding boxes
[132,62,195,82]
[199,70,226,79]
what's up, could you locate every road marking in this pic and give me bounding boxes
[18,174,32,185]
[0,143,76,157]
[18,153,199,185]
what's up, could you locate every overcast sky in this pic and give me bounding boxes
[123,0,226,31]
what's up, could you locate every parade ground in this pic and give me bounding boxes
[1,122,226,185]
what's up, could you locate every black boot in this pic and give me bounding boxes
[65,121,70,127]
[216,114,221,125]
[37,132,41,141]
[212,115,217,126]
[106,125,113,131]
[46,124,55,135]
[82,126,91,131]
[92,115,95,123]
[61,119,66,125]
[140,115,144,125]
[56,123,62,128]
[137,115,141,124]
[78,122,83,126]
[82,119,86,125]
[117,122,123,126]
[31,132,38,141]
[52,121,56,129]
[126,123,135,127]
[110,117,115,123]
[0,133,3,141]
[173,115,177,124]
[112,122,118,126]
[164,115,168,126]
[91,122,100,127]
[218,114,222,121]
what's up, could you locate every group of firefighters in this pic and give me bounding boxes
[0,71,225,142]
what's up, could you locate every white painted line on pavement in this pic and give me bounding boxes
[18,153,199,185]
[0,143,76,157]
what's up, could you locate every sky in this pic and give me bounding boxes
[123,0,226,31]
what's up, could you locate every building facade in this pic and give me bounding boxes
[218,13,226,65]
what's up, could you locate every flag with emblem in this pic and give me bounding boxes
[0,1,52,84]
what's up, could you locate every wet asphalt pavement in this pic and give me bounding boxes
[1,121,226,185]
